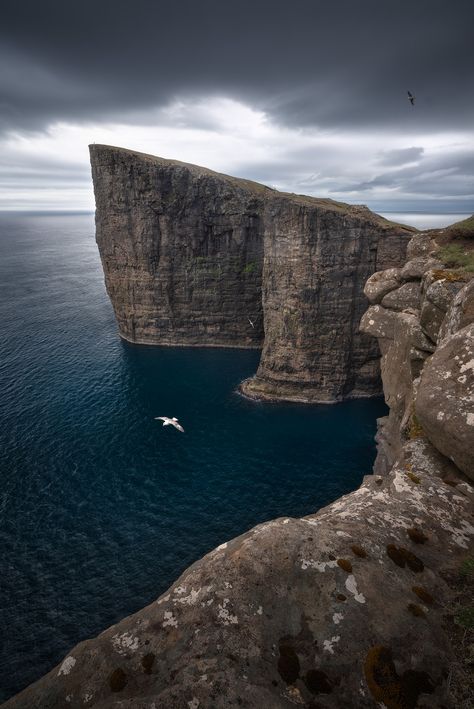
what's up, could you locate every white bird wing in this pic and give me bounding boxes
[155,416,168,422]
[173,422,185,432]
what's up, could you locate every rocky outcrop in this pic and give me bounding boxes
[3,433,472,709]
[90,145,412,402]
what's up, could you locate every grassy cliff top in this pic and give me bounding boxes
[90,144,414,231]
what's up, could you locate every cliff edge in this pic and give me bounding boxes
[3,221,473,708]
[90,145,412,402]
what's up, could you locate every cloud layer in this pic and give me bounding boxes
[1,0,473,211]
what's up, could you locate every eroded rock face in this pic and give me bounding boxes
[416,323,474,478]
[4,437,473,709]
[90,145,412,402]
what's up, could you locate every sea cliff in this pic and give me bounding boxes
[90,145,412,402]
[3,217,473,708]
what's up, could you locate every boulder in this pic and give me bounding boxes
[363,268,401,304]
[416,323,474,479]
[400,257,443,281]
[381,282,420,311]
[439,278,474,341]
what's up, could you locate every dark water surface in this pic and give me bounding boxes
[0,213,386,700]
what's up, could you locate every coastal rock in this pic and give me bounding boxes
[381,282,420,311]
[419,273,466,343]
[406,231,438,259]
[4,441,473,709]
[439,278,474,341]
[416,323,474,479]
[90,145,412,403]
[363,267,401,304]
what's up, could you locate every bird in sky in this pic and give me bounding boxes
[154,416,185,432]
[407,90,415,106]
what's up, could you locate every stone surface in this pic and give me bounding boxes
[90,145,412,403]
[439,279,474,342]
[400,257,444,281]
[416,323,474,479]
[381,282,420,311]
[4,439,473,709]
[406,232,438,260]
[363,268,401,304]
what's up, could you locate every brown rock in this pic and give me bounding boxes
[381,282,420,311]
[416,323,474,479]
[363,267,402,304]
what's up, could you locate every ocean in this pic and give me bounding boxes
[0,210,456,700]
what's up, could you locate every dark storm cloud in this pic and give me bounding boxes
[1,0,473,135]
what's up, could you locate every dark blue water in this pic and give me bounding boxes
[0,212,386,701]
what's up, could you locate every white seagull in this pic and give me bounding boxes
[248,317,255,328]
[154,416,185,432]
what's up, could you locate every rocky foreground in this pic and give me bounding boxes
[3,225,473,708]
[90,145,411,402]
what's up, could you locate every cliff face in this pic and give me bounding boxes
[4,224,474,709]
[91,146,266,348]
[90,145,412,401]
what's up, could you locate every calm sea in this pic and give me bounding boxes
[0,209,439,701]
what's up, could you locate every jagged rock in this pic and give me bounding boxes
[90,145,411,403]
[416,323,474,479]
[4,443,473,709]
[381,282,420,311]
[406,232,438,260]
[439,278,474,341]
[400,257,444,282]
[363,268,401,304]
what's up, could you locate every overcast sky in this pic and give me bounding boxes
[1,0,473,212]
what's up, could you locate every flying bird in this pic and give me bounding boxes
[154,416,185,432]
[248,317,255,328]
[407,91,415,106]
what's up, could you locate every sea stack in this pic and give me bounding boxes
[90,145,412,402]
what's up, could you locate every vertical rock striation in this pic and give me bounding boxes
[91,145,266,348]
[90,145,412,401]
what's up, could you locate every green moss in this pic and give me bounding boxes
[364,646,434,709]
[241,261,258,275]
[431,268,471,283]
[460,557,474,577]
[277,643,300,684]
[408,413,424,440]
[455,606,474,629]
